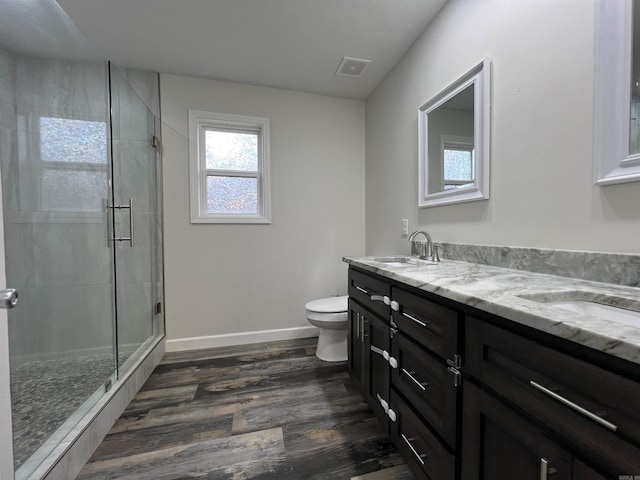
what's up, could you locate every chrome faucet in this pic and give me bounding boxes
[408,230,433,260]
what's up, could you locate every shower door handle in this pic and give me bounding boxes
[0,289,18,309]
[107,199,134,247]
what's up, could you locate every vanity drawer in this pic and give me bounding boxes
[348,269,391,319]
[391,287,460,361]
[465,317,640,474]
[389,388,455,480]
[391,332,459,448]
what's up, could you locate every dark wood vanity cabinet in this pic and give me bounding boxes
[347,270,391,427]
[348,268,462,480]
[463,316,640,478]
[347,266,640,480]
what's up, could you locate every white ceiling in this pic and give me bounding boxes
[56,0,448,99]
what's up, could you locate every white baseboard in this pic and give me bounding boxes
[165,326,319,352]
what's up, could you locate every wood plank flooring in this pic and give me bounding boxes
[77,338,414,480]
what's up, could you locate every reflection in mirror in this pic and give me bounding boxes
[427,84,474,193]
[418,58,490,207]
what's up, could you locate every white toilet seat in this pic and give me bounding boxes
[305,295,348,314]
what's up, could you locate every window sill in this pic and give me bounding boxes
[190,214,271,225]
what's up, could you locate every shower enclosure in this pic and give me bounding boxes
[0,2,164,479]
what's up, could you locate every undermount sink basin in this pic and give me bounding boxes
[371,256,437,267]
[519,291,640,328]
[547,301,640,328]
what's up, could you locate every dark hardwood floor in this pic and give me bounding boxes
[77,337,414,479]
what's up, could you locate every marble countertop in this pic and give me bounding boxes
[343,256,640,365]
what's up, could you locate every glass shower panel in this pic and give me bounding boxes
[109,67,159,372]
[1,53,116,475]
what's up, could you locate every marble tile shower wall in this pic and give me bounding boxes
[441,243,640,287]
[4,54,114,364]
[0,47,17,211]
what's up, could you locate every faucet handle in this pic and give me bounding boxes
[433,244,443,262]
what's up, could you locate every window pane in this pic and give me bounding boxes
[444,149,473,181]
[40,117,107,164]
[205,130,258,171]
[206,176,258,214]
[41,168,108,212]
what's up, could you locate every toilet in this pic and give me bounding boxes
[305,295,349,362]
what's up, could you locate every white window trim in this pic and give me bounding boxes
[593,0,640,185]
[188,110,271,224]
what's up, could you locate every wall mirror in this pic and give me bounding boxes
[418,58,490,207]
[594,0,640,185]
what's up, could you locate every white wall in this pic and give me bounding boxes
[161,74,365,346]
[366,0,640,255]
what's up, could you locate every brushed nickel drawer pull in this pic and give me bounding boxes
[402,312,427,327]
[370,345,385,356]
[402,368,427,391]
[529,381,618,432]
[355,285,386,303]
[401,433,426,465]
[540,458,548,480]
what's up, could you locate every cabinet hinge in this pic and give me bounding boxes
[447,354,462,369]
[151,135,160,149]
[447,366,462,387]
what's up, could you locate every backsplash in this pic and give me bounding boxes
[440,243,640,288]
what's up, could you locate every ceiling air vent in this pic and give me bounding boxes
[336,57,371,77]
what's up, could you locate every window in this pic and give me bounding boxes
[38,116,108,212]
[441,135,474,190]
[189,111,270,223]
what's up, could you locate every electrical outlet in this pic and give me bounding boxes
[401,219,409,237]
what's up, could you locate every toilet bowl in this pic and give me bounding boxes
[305,295,349,362]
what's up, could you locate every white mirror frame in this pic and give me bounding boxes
[418,58,491,208]
[594,0,640,185]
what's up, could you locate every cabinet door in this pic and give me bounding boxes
[348,299,365,390]
[462,382,572,480]
[391,332,459,448]
[572,460,607,480]
[391,286,460,361]
[348,268,391,319]
[465,317,640,474]
[364,311,390,427]
[389,389,455,480]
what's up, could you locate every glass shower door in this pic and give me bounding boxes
[1,55,116,478]
[109,66,161,373]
